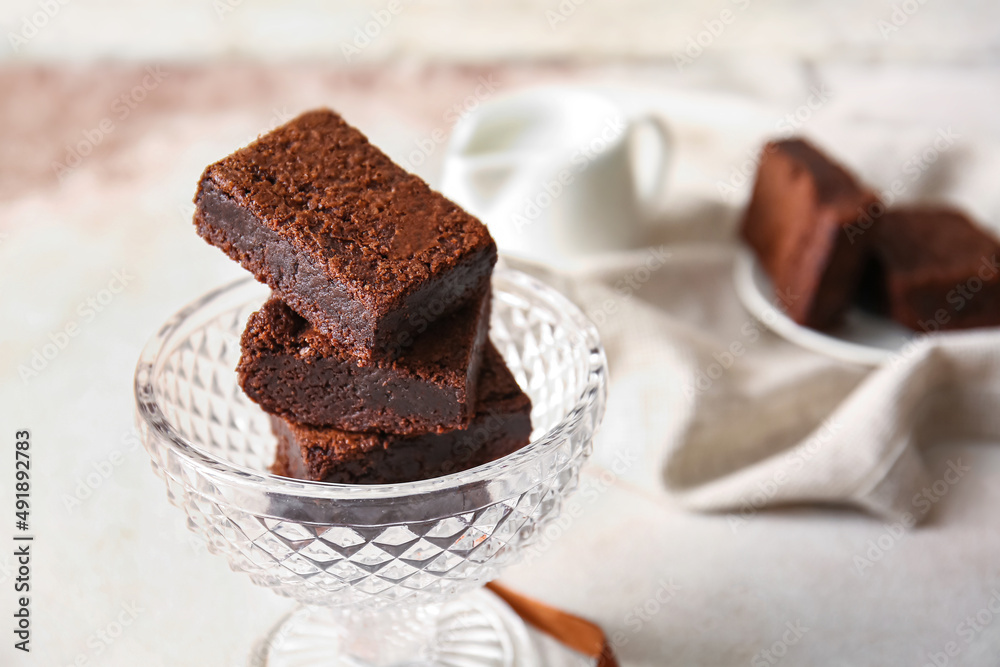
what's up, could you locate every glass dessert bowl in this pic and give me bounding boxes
[134,268,607,667]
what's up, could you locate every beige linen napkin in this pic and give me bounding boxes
[506,246,1000,524]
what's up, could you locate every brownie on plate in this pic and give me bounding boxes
[194,109,497,362]
[238,290,491,434]
[740,138,879,330]
[867,207,1000,332]
[269,345,533,485]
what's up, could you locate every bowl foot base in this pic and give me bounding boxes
[251,589,540,667]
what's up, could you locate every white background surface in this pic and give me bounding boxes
[1,0,998,64]
[1,3,1000,665]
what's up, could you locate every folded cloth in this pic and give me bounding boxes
[505,246,1000,524]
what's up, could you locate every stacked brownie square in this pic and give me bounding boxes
[740,139,880,330]
[193,109,532,484]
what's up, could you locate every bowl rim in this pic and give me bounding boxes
[133,268,607,501]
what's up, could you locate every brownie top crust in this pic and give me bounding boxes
[875,207,1000,275]
[770,138,871,208]
[197,109,495,309]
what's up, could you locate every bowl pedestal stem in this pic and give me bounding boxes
[250,588,541,666]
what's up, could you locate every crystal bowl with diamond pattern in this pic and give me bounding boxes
[134,269,606,666]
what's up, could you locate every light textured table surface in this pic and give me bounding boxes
[2,0,997,64]
[2,63,1000,666]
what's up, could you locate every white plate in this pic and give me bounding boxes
[733,248,916,366]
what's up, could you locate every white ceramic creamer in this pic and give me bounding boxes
[441,88,672,267]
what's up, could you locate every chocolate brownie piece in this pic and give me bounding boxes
[866,207,1000,331]
[269,345,532,484]
[741,138,879,329]
[194,109,497,362]
[238,289,491,434]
